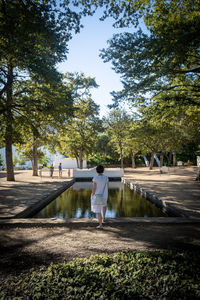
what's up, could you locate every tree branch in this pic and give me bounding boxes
[174,67,200,74]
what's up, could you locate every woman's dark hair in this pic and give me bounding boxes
[96,165,104,174]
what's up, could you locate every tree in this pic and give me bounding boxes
[0,0,83,181]
[105,110,131,168]
[58,98,101,168]
[0,153,3,166]
[124,121,145,168]
[57,73,101,168]
[16,147,47,169]
[14,77,73,176]
[100,0,200,108]
[87,132,119,166]
[131,99,200,169]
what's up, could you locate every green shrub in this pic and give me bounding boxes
[0,250,200,299]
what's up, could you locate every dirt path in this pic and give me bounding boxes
[1,220,200,278]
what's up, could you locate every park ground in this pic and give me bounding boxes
[0,166,200,280]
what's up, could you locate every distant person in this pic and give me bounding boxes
[68,169,70,177]
[58,163,62,178]
[91,165,109,229]
[50,164,54,178]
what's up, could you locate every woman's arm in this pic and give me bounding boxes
[91,182,97,195]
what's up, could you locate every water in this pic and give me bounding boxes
[34,182,167,219]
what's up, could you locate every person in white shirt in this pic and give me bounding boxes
[91,165,109,229]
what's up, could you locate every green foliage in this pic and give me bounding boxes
[17,157,26,166]
[72,0,139,28]
[87,152,117,166]
[0,154,3,166]
[1,250,200,299]
[105,110,132,168]
[0,0,84,180]
[16,147,44,163]
[13,155,18,167]
[38,155,51,167]
[87,133,119,166]
[57,73,101,168]
[100,0,200,110]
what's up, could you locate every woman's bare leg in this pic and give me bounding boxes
[97,212,103,228]
[103,206,107,221]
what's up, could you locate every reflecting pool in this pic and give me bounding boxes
[34,182,167,219]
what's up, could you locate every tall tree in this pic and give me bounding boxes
[0,0,82,180]
[14,77,73,176]
[57,73,101,168]
[133,100,200,169]
[58,98,101,168]
[100,0,200,108]
[105,110,131,168]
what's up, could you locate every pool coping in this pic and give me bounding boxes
[0,217,200,227]
[12,179,76,219]
[122,178,200,219]
[0,176,199,224]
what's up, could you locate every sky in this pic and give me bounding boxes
[58,9,137,118]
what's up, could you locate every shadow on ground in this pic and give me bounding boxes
[1,222,200,277]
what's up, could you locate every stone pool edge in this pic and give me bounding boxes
[13,179,75,219]
[122,178,200,219]
[1,176,199,225]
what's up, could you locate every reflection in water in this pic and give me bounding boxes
[34,182,167,219]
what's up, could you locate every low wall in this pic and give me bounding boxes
[73,167,124,180]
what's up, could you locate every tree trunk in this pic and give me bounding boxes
[149,152,155,170]
[5,127,14,181]
[173,151,177,166]
[169,151,172,166]
[120,147,124,169]
[160,153,164,167]
[79,150,83,169]
[32,141,38,176]
[75,156,79,168]
[167,154,170,166]
[131,152,136,168]
[5,65,14,181]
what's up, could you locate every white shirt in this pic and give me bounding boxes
[92,174,108,199]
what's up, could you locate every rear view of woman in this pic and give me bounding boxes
[91,165,109,229]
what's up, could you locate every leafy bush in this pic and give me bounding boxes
[0,251,200,299]
[88,153,118,166]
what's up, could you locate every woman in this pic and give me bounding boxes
[58,163,62,178]
[91,165,109,229]
[49,164,54,178]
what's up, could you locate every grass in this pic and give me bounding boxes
[1,250,200,299]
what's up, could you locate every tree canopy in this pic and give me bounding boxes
[100,0,200,108]
[0,0,84,180]
[57,73,101,168]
